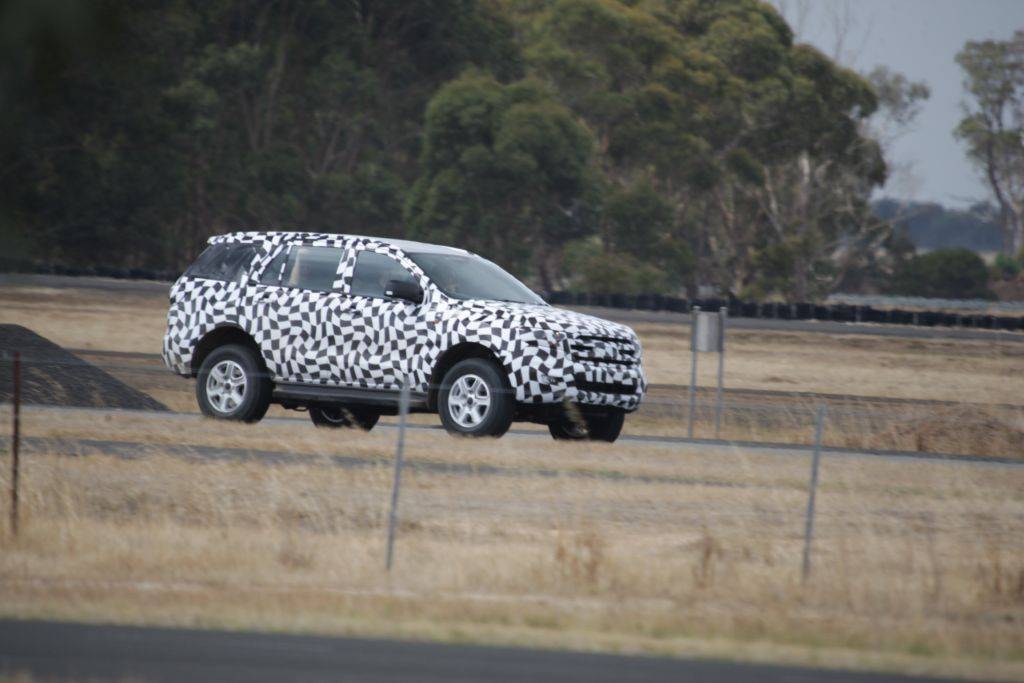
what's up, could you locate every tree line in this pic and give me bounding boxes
[0,0,945,300]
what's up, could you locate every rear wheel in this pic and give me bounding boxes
[196,344,271,423]
[438,358,514,437]
[548,408,625,443]
[309,405,380,431]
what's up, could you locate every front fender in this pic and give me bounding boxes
[495,329,573,403]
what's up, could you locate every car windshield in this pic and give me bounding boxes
[409,253,545,305]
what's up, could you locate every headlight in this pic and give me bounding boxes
[518,328,566,351]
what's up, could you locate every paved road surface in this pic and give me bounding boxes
[70,348,1024,411]
[3,273,1020,343]
[8,404,1021,468]
[0,619,970,683]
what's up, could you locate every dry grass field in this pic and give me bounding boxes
[1,280,1024,678]
[1,413,1023,679]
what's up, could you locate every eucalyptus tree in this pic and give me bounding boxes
[405,73,597,289]
[956,31,1024,255]
[514,0,885,299]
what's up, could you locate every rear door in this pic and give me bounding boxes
[249,244,349,384]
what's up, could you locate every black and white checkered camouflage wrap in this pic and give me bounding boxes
[163,232,647,410]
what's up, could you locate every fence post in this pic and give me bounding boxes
[10,351,21,537]
[714,306,727,438]
[687,306,700,439]
[385,377,411,571]
[801,405,826,581]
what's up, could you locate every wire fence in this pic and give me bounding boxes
[2,351,1023,662]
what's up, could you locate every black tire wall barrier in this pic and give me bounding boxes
[545,291,1024,332]
[2,262,182,283]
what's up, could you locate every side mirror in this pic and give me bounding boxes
[384,279,423,304]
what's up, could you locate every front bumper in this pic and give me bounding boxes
[566,333,646,411]
[566,363,647,411]
[510,332,647,412]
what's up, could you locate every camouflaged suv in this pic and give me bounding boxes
[163,232,647,441]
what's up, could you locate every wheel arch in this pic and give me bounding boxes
[190,324,265,377]
[427,341,512,411]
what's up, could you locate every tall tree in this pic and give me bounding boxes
[516,0,884,299]
[7,0,522,269]
[956,31,1024,255]
[405,73,597,289]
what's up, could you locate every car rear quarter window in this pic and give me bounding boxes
[185,243,257,283]
[259,248,290,286]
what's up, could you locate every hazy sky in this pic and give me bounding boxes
[774,0,1024,208]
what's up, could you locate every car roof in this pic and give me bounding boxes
[218,231,469,256]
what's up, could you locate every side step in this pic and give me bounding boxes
[273,382,429,409]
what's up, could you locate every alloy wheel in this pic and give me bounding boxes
[206,359,247,414]
[447,373,491,428]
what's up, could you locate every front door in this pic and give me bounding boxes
[335,248,431,390]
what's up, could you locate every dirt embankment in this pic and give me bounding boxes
[0,324,167,411]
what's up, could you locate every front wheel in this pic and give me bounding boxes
[309,405,380,431]
[196,344,272,423]
[548,408,625,443]
[438,358,514,437]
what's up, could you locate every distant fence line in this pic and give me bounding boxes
[2,262,1022,332]
[827,293,1024,314]
[546,291,1024,332]
[1,263,182,283]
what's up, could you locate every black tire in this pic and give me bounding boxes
[195,344,272,423]
[548,412,589,440]
[585,409,625,442]
[548,408,625,443]
[438,358,514,437]
[309,405,380,431]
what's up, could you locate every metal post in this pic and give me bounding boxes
[10,351,21,537]
[687,306,700,438]
[801,405,826,581]
[714,306,726,438]
[385,377,410,571]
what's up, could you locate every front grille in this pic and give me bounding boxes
[570,335,638,366]
[573,374,638,395]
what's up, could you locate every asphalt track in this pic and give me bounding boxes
[0,619,972,683]
[8,403,1022,468]
[67,347,1024,412]
[3,272,1020,342]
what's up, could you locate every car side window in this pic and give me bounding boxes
[278,246,344,292]
[258,247,290,286]
[350,251,418,298]
[185,243,256,283]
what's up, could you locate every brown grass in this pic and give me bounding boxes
[628,400,1024,459]
[1,406,1023,678]
[2,282,1024,677]
[637,324,1024,405]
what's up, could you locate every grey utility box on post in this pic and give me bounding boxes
[693,311,724,352]
[687,306,728,438]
